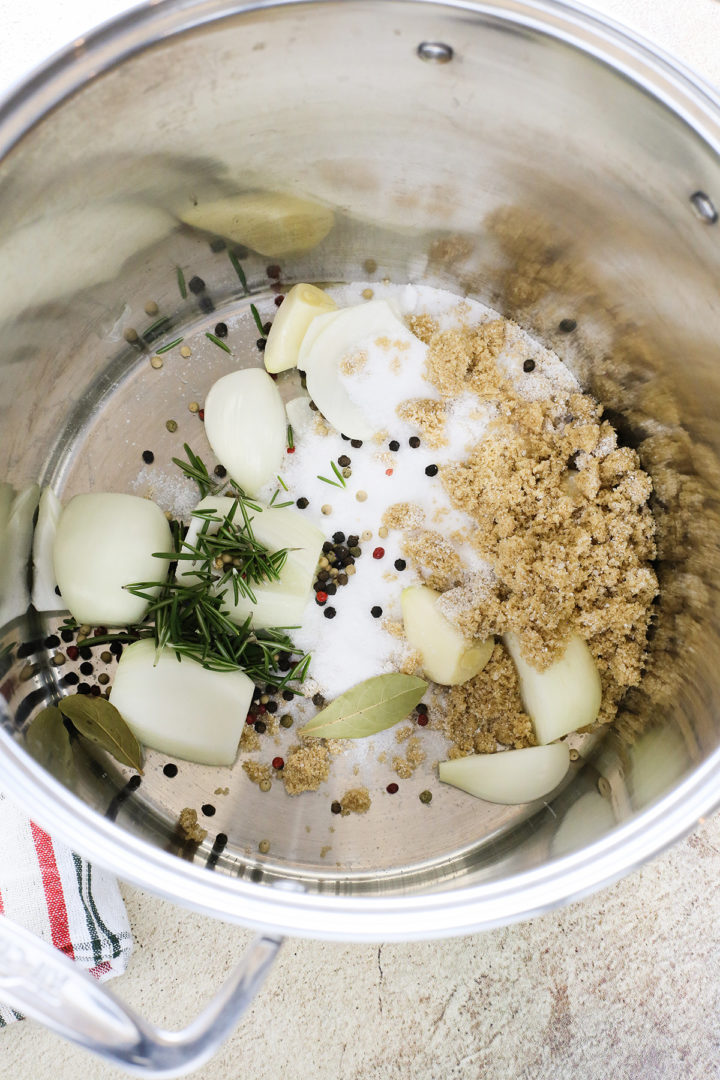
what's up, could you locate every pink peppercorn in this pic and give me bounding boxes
[385,468,393,476]
[373,547,385,559]
[272,757,284,770]
[417,715,429,727]
[67,645,79,661]
[386,783,399,794]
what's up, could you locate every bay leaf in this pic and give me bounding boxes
[300,674,428,739]
[25,705,76,786]
[59,695,144,774]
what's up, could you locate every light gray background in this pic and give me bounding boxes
[2,2,720,1078]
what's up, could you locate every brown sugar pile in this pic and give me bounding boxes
[392,735,426,778]
[242,760,271,787]
[405,323,658,749]
[177,808,207,844]
[443,645,536,755]
[339,788,372,816]
[396,398,448,447]
[282,743,330,795]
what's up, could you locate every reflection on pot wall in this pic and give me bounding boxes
[0,0,719,887]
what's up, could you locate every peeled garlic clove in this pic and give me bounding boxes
[110,639,253,766]
[264,283,336,373]
[503,632,601,745]
[32,488,65,612]
[439,743,571,804]
[53,493,172,626]
[401,584,493,686]
[179,192,334,257]
[204,368,286,495]
[180,497,323,629]
[302,300,409,439]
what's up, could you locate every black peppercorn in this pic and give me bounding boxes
[523,358,536,373]
[371,606,382,618]
[425,464,439,477]
[188,275,205,294]
[256,338,266,352]
[296,497,309,509]
[214,322,228,338]
[282,689,294,701]
[163,762,179,777]
[214,464,227,478]
[347,534,359,548]
[322,541,333,553]
[337,455,351,467]
[277,653,292,671]
[389,440,400,451]
[325,583,337,596]
[350,439,363,449]
[80,661,93,676]
[324,607,337,619]
[77,683,91,695]
[62,672,79,687]
[331,801,342,815]
[110,641,123,657]
[79,647,92,661]
[394,558,407,571]
[254,720,267,734]
[312,693,326,707]
[409,436,421,448]
[416,702,428,715]
[333,531,346,544]
[44,634,60,649]
[266,700,278,714]
[559,318,577,332]
[142,450,154,464]
[61,629,74,643]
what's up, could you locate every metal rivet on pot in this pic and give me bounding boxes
[690,191,718,224]
[417,41,454,64]
[597,776,612,799]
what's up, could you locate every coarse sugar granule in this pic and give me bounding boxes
[282,743,330,795]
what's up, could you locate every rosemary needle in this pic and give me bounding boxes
[250,304,266,337]
[206,331,231,353]
[177,267,187,299]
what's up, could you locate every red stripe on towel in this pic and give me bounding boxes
[30,823,75,960]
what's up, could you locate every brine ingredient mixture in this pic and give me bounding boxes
[30,278,657,812]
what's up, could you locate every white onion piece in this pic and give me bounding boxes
[401,584,493,686]
[180,496,324,630]
[439,743,571,804]
[551,791,616,857]
[0,484,40,624]
[109,639,253,766]
[179,192,334,257]
[52,493,172,626]
[285,395,315,437]
[302,299,408,439]
[264,283,336,373]
[32,488,65,612]
[503,632,602,745]
[204,368,285,495]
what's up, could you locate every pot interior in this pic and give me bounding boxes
[0,0,719,918]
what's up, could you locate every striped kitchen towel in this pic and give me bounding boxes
[0,789,132,1026]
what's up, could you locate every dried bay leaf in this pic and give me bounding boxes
[58,695,144,773]
[300,674,427,739]
[25,705,76,785]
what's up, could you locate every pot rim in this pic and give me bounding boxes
[1,0,719,940]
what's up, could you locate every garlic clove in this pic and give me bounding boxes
[401,584,493,686]
[503,632,602,744]
[264,283,336,373]
[204,368,286,495]
[439,743,571,804]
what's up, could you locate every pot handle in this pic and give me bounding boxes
[0,910,282,1077]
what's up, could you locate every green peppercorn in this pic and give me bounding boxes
[166,419,178,433]
[280,714,294,728]
[258,839,270,853]
[419,790,433,804]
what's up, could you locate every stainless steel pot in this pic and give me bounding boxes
[0,0,719,1073]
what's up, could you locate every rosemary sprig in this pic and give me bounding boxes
[119,500,306,680]
[250,304,266,337]
[317,459,347,489]
[177,267,187,299]
[206,332,231,353]
[156,336,184,354]
[172,443,225,499]
[228,250,248,293]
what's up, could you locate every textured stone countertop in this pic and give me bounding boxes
[2,1,720,1078]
